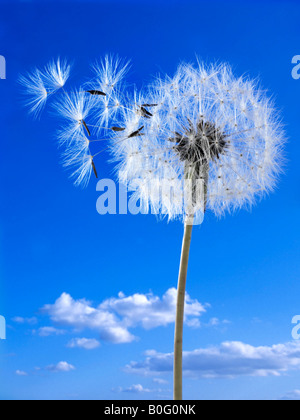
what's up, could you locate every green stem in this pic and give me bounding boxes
[173,220,194,400]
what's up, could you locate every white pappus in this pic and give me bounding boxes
[20,59,70,118]
[111,62,285,222]
[21,58,285,221]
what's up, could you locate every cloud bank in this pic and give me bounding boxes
[126,341,300,379]
[42,288,206,344]
[279,390,300,400]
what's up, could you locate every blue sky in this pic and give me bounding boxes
[0,0,300,400]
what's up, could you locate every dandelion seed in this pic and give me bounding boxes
[70,154,93,188]
[111,127,125,132]
[84,56,129,131]
[43,58,71,90]
[53,90,93,147]
[128,126,145,138]
[81,119,91,137]
[91,159,98,179]
[91,55,130,92]
[19,69,48,118]
[86,90,107,96]
[140,106,153,118]
[19,59,70,118]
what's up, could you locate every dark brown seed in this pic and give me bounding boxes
[111,127,126,132]
[81,120,91,137]
[128,126,144,138]
[91,159,98,179]
[140,107,153,118]
[142,104,158,107]
[86,90,107,96]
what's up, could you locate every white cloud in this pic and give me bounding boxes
[67,338,100,350]
[185,318,201,328]
[18,362,76,375]
[153,378,168,385]
[12,317,38,325]
[114,384,168,395]
[46,361,75,373]
[185,317,230,329]
[208,318,229,327]
[279,390,300,400]
[15,370,28,377]
[120,384,151,394]
[100,287,206,330]
[41,288,206,344]
[125,341,300,379]
[36,327,66,337]
[42,293,134,344]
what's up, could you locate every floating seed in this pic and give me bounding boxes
[91,159,98,179]
[111,127,126,132]
[128,126,144,138]
[140,107,153,118]
[81,120,91,137]
[86,90,107,96]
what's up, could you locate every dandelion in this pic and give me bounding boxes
[109,61,285,400]
[22,58,285,400]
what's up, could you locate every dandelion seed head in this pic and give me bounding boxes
[112,62,285,222]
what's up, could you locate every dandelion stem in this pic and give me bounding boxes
[174,218,194,401]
